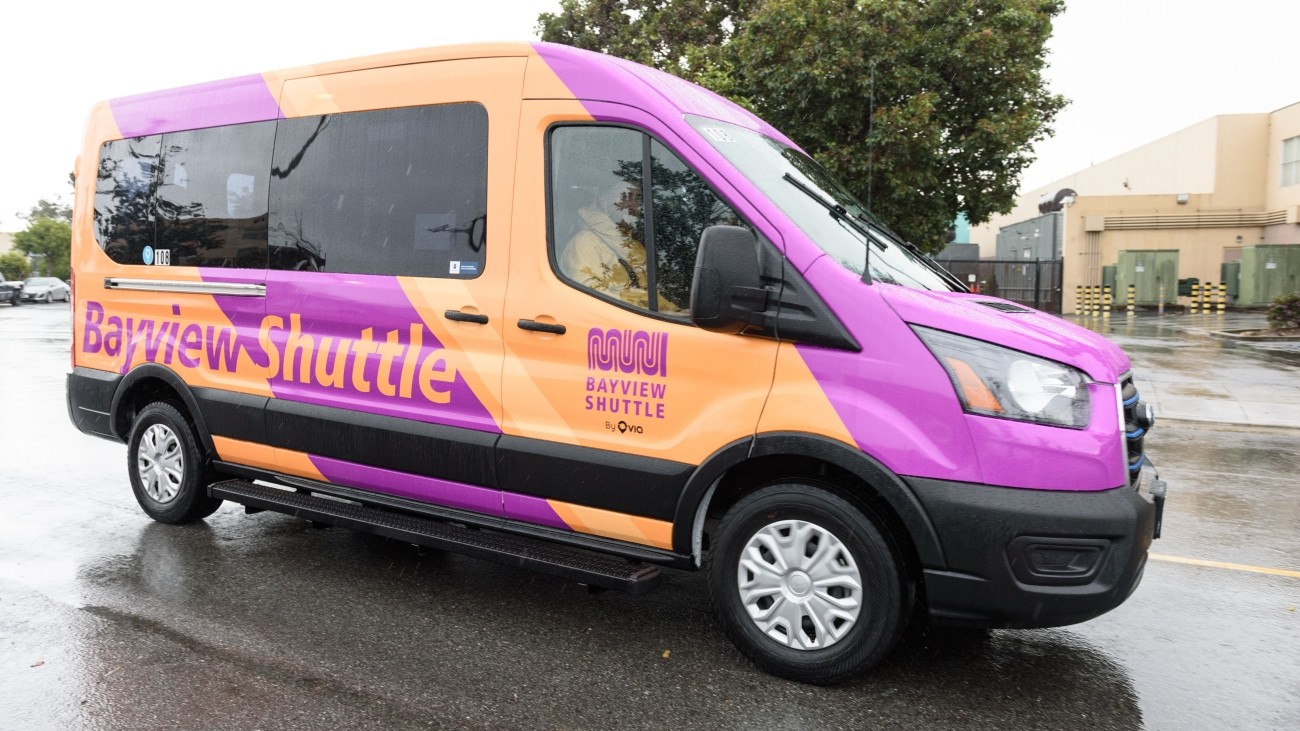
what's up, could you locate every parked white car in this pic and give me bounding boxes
[20,277,70,303]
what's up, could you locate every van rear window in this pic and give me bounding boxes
[91,102,489,279]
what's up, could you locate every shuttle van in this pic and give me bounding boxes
[68,42,1165,683]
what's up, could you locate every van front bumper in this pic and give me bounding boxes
[908,476,1159,629]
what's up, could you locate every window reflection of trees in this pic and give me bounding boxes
[95,137,161,263]
[156,123,273,268]
[593,146,742,312]
[268,116,331,272]
[269,212,325,271]
[649,153,743,310]
[426,214,487,253]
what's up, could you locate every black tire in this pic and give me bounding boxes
[127,402,222,524]
[10,294,19,307]
[708,482,909,684]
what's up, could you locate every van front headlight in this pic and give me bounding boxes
[914,326,1092,429]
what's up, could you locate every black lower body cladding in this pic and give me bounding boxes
[908,477,1157,629]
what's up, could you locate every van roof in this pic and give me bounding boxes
[98,42,787,145]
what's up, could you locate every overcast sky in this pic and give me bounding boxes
[1,0,1296,230]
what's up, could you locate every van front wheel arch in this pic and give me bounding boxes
[707,481,908,684]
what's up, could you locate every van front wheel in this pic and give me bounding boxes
[708,483,907,684]
[127,402,222,524]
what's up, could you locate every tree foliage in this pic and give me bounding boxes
[0,252,30,281]
[537,1,742,87]
[538,0,1066,252]
[18,198,73,224]
[14,218,72,279]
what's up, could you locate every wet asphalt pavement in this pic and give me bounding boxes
[2,303,1298,730]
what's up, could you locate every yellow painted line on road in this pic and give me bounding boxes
[1149,553,1300,579]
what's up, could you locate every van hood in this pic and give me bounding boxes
[878,286,1131,383]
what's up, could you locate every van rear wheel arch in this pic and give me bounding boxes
[110,364,215,456]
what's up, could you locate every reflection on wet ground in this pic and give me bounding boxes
[3,302,1298,730]
[1069,312,1300,429]
[4,509,1148,731]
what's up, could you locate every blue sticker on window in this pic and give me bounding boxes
[458,261,479,275]
[142,246,155,265]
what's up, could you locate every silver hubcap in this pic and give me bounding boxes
[737,519,863,650]
[138,424,184,503]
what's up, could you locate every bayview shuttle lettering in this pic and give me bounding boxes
[585,327,669,419]
[82,301,457,405]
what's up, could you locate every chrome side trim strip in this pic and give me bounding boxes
[103,278,266,297]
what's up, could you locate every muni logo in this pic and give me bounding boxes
[586,328,668,377]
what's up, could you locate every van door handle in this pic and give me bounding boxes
[517,319,566,335]
[444,309,489,325]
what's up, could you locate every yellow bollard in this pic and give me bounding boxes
[1190,282,1200,314]
[1126,284,1136,316]
[1075,285,1082,317]
[1217,282,1227,314]
[1103,285,1112,319]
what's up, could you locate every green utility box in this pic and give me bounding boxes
[1238,245,1300,306]
[1115,250,1179,305]
[1220,261,1241,300]
[1102,265,1116,292]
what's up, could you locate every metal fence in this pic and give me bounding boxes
[935,259,1064,314]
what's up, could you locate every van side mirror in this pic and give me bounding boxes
[690,225,768,334]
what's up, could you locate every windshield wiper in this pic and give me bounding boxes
[782,173,884,283]
[783,173,885,251]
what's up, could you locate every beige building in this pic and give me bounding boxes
[972,102,1300,313]
[0,232,14,255]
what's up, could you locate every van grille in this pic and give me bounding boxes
[1121,376,1145,487]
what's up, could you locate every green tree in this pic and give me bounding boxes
[0,251,30,281]
[13,218,72,279]
[538,1,742,86]
[538,0,1066,253]
[18,197,73,224]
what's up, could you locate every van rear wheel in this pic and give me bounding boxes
[708,482,908,684]
[127,402,222,524]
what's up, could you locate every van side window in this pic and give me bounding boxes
[156,121,276,268]
[550,126,745,316]
[269,103,489,278]
[95,136,163,265]
[550,127,651,309]
[649,139,745,312]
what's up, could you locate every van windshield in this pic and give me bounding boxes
[687,116,958,291]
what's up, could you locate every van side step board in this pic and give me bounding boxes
[208,480,662,594]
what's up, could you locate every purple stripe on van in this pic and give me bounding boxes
[309,454,573,531]
[310,455,504,517]
[199,269,501,434]
[533,42,788,142]
[502,493,572,532]
[111,74,282,138]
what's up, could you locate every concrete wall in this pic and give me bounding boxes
[1265,101,1300,214]
[1057,194,1263,313]
[1211,114,1270,210]
[972,116,1225,257]
[977,102,1300,313]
